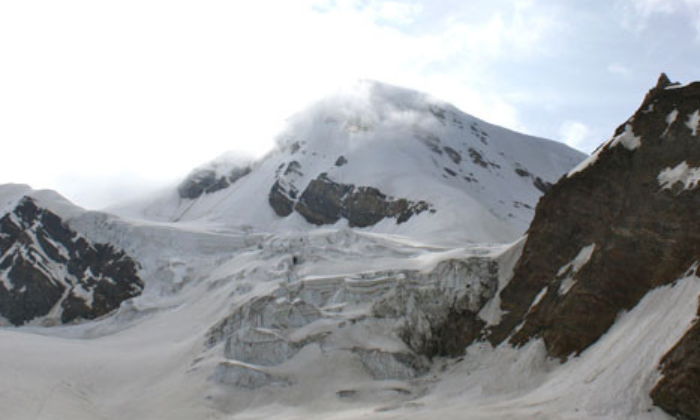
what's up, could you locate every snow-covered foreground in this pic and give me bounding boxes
[0,221,696,420]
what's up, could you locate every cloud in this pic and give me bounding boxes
[617,0,700,36]
[366,1,424,25]
[607,63,631,76]
[0,1,563,210]
[4,0,681,208]
[559,121,591,150]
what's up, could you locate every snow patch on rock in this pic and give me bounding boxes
[662,109,678,137]
[568,125,640,178]
[657,161,700,191]
[610,124,642,150]
[557,243,596,295]
[666,109,679,126]
[528,287,548,313]
[686,110,700,136]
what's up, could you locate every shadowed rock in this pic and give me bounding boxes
[651,291,700,420]
[424,75,700,418]
[293,174,432,228]
[0,197,143,325]
[178,166,251,199]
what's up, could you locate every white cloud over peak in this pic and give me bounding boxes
[618,0,700,35]
[608,63,632,76]
[0,0,695,207]
[559,121,591,150]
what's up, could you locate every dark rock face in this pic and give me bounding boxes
[469,122,489,145]
[651,291,700,420]
[427,75,699,417]
[514,166,552,193]
[428,311,485,357]
[268,161,434,227]
[514,168,530,177]
[486,75,700,360]
[334,156,348,167]
[178,166,251,199]
[268,161,303,217]
[269,180,297,217]
[295,175,353,225]
[293,174,432,228]
[0,197,143,325]
[443,146,462,164]
[532,176,552,194]
[468,148,500,170]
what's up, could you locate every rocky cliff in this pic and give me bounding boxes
[470,74,700,418]
[0,196,144,325]
[270,169,433,228]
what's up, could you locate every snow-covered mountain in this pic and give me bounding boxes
[1,77,698,420]
[0,185,143,326]
[116,81,584,245]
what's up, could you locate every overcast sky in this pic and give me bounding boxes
[1,0,699,209]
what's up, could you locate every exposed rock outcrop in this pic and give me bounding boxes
[421,74,699,417]
[178,166,251,199]
[269,180,297,217]
[487,75,700,361]
[295,174,432,228]
[268,167,434,228]
[0,197,143,325]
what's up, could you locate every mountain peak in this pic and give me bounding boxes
[656,72,673,89]
[294,79,446,132]
[118,82,584,245]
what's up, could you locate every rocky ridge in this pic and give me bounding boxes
[424,74,700,418]
[0,196,143,325]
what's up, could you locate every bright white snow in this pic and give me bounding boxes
[666,109,678,127]
[557,243,596,295]
[568,124,640,177]
[113,81,584,245]
[662,109,678,137]
[611,124,642,150]
[657,161,700,191]
[0,216,695,420]
[1,83,686,420]
[686,110,700,136]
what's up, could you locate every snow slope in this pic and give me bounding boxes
[0,225,695,420]
[115,81,584,246]
[9,81,693,420]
